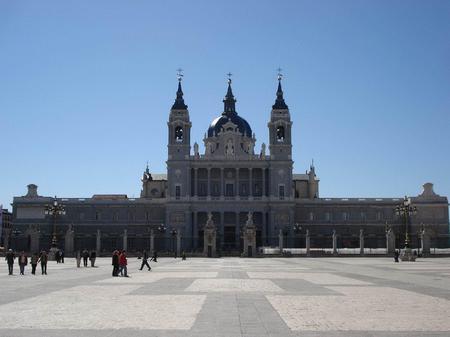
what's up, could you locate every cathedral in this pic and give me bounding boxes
[9,76,449,255]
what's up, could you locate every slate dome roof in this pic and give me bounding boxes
[207,80,252,138]
[207,113,252,138]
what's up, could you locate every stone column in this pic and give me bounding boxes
[176,231,182,257]
[123,229,128,251]
[220,212,224,248]
[207,168,211,197]
[64,226,74,256]
[193,212,198,250]
[235,212,240,249]
[187,167,191,197]
[262,168,266,197]
[386,229,395,255]
[96,229,101,255]
[150,229,155,253]
[242,212,256,257]
[420,229,430,256]
[220,168,224,197]
[194,168,198,196]
[332,230,337,255]
[359,229,364,256]
[278,229,284,253]
[306,229,310,257]
[262,212,267,246]
[26,227,40,254]
[249,168,253,197]
[203,213,216,257]
[236,168,239,197]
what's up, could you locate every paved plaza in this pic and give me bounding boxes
[1,257,450,337]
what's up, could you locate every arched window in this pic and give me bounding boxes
[276,125,285,142]
[175,126,183,142]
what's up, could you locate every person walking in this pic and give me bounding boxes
[112,250,119,276]
[119,250,128,277]
[39,250,48,275]
[394,249,400,263]
[30,253,39,275]
[60,250,65,263]
[151,250,158,263]
[76,250,81,268]
[90,250,97,267]
[139,250,151,271]
[55,250,61,263]
[5,249,15,275]
[18,251,28,275]
[82,249,89,267]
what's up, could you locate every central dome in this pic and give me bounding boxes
[207,113,252,138]
[207,79,252,138]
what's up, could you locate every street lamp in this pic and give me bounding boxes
[44,196,66,249]
[293,223,302,234]
[158,223,167,233]
[394,196,417,261]
[171,228,178,256]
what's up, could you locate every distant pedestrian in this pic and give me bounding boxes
[39,250,48,275]
[82,249,89,267]
[5,249,15,275]
[112,250,119,277]
[139,250,151,271]
[151,250,158,263]
[30,253,39,275]
[55,250,61,263]
[18,251,28,275]
[76,250,81,268]
[90,250,97,267]
[394,249,400,263]
[181,251,186,260]
[60,250,65,263]
[119,250,128,277]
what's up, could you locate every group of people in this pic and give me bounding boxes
[110,249,158,277]
[5,248,161,277]
[75,249,97,268]
[5,249,48,275]
[54,249,65,263]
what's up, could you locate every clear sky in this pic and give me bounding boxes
[0,0,449,211]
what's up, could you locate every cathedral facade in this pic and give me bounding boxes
[9,78,449,255]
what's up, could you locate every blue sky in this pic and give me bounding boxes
[0,0,449,210]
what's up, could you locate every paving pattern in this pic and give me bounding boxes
[1,256,450,337]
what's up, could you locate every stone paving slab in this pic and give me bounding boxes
[1,257,450,336]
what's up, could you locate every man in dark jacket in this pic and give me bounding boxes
[18,251,28,275]
[139,250,151,271]
[5,249,15,275]
[90,250,96,267]
[112,250,119,276]
[82,249,89,267]
[39,250,48,275]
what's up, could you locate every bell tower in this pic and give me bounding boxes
[268,71,293,200]
[167,71,191,201]
[268,71,292,160]
[168,70,191,161]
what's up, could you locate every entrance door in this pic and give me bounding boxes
[223,225,236,251]
[248,245,253,257]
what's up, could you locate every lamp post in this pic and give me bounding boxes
[44,196,66,252]
[394,196,417,261]
[293,223,302,248]
[171,228,178,257]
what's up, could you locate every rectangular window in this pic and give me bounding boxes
[175,185,181,200]
[79,212,85,220]
[95,212,101,221]
[279,185,285,200]
[325,212,330,222]
[114,212,119,221]
[343,212,348,221]
[309,212,314,221]
[225,183,234,197]
[376,212,382,221]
